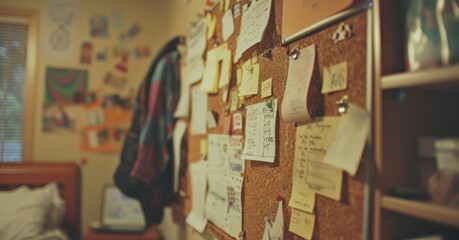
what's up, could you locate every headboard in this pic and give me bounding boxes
[0,162,81,240]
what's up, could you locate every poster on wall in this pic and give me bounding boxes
[45,67,88,105]
[46,0,79,61]
[42,105,77,133]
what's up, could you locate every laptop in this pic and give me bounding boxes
[90,184,147,234]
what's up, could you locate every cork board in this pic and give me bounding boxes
[184,1,368,239]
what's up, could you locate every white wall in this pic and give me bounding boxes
[0,0,216,238]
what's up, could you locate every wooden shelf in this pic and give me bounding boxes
[381,64,459,90]
[382,196,459,229]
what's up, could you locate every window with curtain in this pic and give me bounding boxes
[0,20,28,162]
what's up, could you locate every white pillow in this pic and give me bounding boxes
[0,186,50,239]
[0,183,66,240]
[41,182,66,230]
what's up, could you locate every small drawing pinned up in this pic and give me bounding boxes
[332,22,353,43]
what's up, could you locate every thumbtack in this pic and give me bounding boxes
[262,49,272,59]
[276,195,283,202]
[288,49,300,60]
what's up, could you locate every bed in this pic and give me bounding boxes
[0,162,81,240]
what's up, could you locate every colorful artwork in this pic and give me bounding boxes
[90,15,109,37]
[133,46,150,59]
[42,105,77,133]
[119,22,141,41]
[96,46,108,61]
[45,67,88,104]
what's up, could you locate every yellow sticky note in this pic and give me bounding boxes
[201,61,219,93]
[230,91,238,112]
[251,51,258,64]
[289,208,315,239]
[219,50,232,88]
[261,78,272,98]
[239,62,259,96]
[236,68,242,85]
[288,187,315,213]
[322,61,347,93]
[207,13,216,39]
[200,139,208,156]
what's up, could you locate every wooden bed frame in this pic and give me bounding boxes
[0,162,81,240]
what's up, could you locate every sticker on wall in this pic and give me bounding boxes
[112,44,129,58]
[45,67,88,105]
[119,22,142,41]
[42,105,77,133]
[112,9,124,29]
[96,46,108,61]
[90,14,109,37]
[80,41,92,64]
[104,72,127,89]
[115,54,129,73]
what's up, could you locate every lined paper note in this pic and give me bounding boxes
[281,45,315,123]
[239,60,259,96]
[208,134,244,173]
[235,0,272,61]
[241,99,277,162]
[323,104,369,176]
[293,117,342,201]
[289,187,315,213]
[186,159,208,233]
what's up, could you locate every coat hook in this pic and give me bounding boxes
[336,95,349,114]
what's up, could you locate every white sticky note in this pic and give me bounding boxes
[281,45,315,123]
[239,62,259,97]
[186,18,207,85]
[261,78,272,98]
[186,159,208,233]
[323,104,369,176]
[173,120,187,192]
[230,91,238,112]
[191,85,208,135]
[270,200,284,239]
[289,208,315,239]
[222,9,235,41]
[322,61,347,93]
[241,99,277,162]
[233,112,243,130]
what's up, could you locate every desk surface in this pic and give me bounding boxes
[85,226,161,240]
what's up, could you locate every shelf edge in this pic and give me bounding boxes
[381,65,459,89]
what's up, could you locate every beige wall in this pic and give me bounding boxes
[1,0,212,238]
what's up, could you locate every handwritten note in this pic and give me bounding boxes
[322,61,347,93]
[235,0,272,61]
[173,120,187,192]
[281,45,315,123]
[206,167,244,237]
[289,208,315,239]
[293,117,342,201]
[289,187,315,213]
[191,85,208,135]
[324,104,369,176]
[261,78,273,98]
[186,18,206,85]
[222,9,234,41]
[186,159,208,233]
[208,134,244,173]
[241,99,277,163]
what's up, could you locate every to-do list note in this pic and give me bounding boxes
[241,99,277,163]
